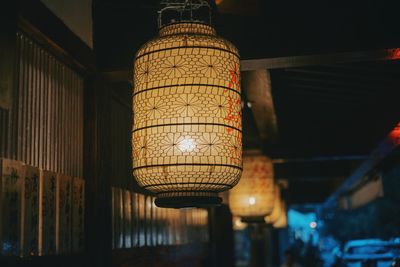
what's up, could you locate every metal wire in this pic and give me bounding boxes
[158,0,211,28]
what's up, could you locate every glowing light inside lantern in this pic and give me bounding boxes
[248,197,256,206]
[178,138,196,152]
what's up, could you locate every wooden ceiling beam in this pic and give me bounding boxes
[241,48,400,71]
[242,70,278,142]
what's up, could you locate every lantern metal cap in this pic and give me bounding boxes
[159,21,216,36]
[158,0,212,28]
[155,192,222,208]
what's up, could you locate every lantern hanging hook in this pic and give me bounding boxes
[158,0,212,28]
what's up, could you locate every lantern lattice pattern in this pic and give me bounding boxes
[229,152,274,222]
[132,22,242,208]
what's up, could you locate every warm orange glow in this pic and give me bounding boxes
[272,202,287,228]
[389,122,400,145]
[215,0,224,5]
[388,48,400,60]
[265,184,282,224]
[229,151,274,220]
[192,209,208,226]
[232,216,247,231]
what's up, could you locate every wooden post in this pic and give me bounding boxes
[208,204,235,267]
[84,75,112,267]
[249,224,267,267]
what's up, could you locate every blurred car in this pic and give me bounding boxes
[341,238,400,267]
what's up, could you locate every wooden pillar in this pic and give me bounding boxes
[249,224,267,267]
[248,224,279,267]
[84,75,112,267]
[208,204,235,267]
[269,228,281,267]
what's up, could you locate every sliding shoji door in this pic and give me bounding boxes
[2,31,84,178]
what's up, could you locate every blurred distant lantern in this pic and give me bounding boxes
[229,151,274,222]
[265,182,287,228]
[265,183,282,224]
[233,216,247,231]
[272,201,287,228]
[132,0,242,208]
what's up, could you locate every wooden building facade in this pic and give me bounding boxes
[0,1,233,267]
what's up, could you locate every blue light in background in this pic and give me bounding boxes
[288,209,319,246]
[310,221,317,229]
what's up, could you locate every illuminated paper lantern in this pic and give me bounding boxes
[132,15,242,207]
[265,183,282,224]
[229,151,274,222]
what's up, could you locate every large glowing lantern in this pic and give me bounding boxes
[132,19,242,208]
[229,152,274,222]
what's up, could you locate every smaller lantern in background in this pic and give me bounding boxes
[265,180,288,228]
[233,216,247,231]
[265,183,282,224]
[229,151,275,223]
[272,201,287,228]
